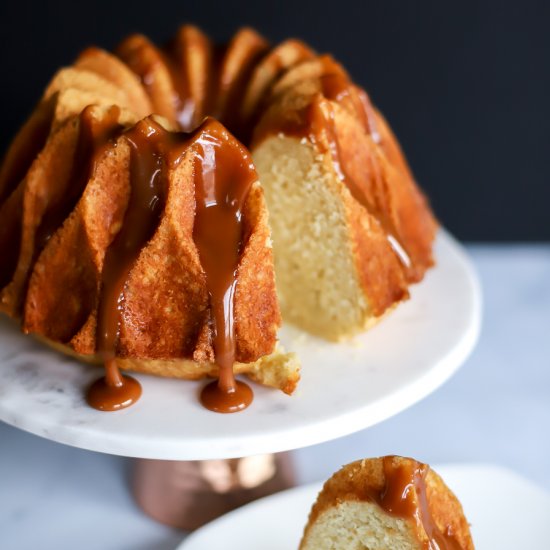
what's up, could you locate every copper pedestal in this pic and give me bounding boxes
[132,453,295,531]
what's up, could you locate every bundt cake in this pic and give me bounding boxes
[0,25,437,411]
[300,456,474,550]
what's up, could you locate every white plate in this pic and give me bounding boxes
[180,464,550,550]
[0,231,481,460]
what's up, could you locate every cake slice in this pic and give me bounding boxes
[300,456,474,550]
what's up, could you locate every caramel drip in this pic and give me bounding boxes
[89,118,172,411]
[191,124,256,413]
[86,363,141,412]
[372,457,463,550]
[88,117,254,412]
[36,106,123,250]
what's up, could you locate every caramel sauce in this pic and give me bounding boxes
[325,63,413,267]
[372,457,463,550]
[189,123,256,413]
[86,360,142,411]
[200,379,253,413]
[88,117,254,412]
[90,117,171,411]
[317,60,410,267]
[108,37,258,412]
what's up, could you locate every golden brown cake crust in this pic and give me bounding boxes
[301,456,474,550]
[75,47,153,118]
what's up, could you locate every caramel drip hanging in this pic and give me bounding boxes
[191,122,256,413]
[88,118,172,411]
[372,457,463,550]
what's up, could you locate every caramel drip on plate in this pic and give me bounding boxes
[372,457,463,550]
[190,124,256,413]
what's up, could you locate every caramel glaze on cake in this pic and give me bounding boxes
[300,456,474,550]
[0,25,437,411]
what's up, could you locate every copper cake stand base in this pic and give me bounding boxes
[132,453,295,531]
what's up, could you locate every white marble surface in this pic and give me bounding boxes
[0,232,480,460]
[1,245,549,549]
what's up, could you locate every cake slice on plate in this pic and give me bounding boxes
[300,456,474,549]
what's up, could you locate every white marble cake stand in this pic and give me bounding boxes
[0,230,480,461]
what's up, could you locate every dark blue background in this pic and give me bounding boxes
[1,0,548,240]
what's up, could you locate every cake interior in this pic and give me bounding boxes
[254,135,373,340]
[300,500,422,550]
